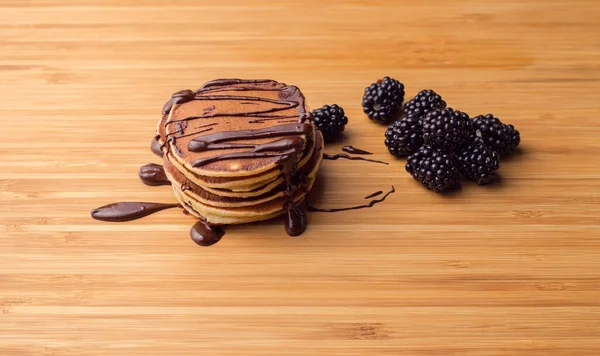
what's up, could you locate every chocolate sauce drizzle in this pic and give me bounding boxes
[308,186,395,213]
[323,153,388,165]
[364,190,383,199]
[139,163,170,186]
[91,202,180,222]
[190,221,225,246]
[342,145,373,155]
[188,123,311,167]
[151,136,164,157]
[93,80,397,247]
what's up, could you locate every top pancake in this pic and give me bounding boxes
[157,79,312,178]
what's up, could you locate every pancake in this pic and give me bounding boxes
[163,131,323,209]
[163,128,318,197]
[170,168,319,225]
[156,79,322,235]
[165,126,316,196]
[157,79,311,178]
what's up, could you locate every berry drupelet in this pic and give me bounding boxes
[456,137,501,185]
[384,115,424,157]
[362,76,405,124]
[471,114,520,156]
[405,146,461,193]
[422,108,473,152]
[403,89,446,121]
[311,104,348,142]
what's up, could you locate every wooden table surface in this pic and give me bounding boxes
[1,1,600,355]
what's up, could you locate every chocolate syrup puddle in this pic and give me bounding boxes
[190,221,225,246]
[342,145,373,155]
[151,136,164,157]
[323,153,388,165]
[364,190,383,199]
[91,202,180,222]
[139,163,170,186]
[308,186,395,213]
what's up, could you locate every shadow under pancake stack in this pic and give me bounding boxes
[92,79,393,246]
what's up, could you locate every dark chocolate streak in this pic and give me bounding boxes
[323,153,388,165]
[139,163,170,186]
[91,202,180,222]
[199,79,275,90]
[342,145,373,155]
[151,136,164,157]
[308,186,395,213]
[189,123,311,151]
[164,95,300,121]
[364,190,383,199]
[165,124,217,140]
[162,89,196,115]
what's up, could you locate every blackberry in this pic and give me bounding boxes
[311,104,348,142]
[362,76,405,124]
[405,146,460,193]
[456,137,501,185]
[422,108,473,152]
[403,89,446,121]
[472,114,520,156]
[384,115,423,157]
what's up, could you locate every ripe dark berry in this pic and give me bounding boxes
[362,76,405,124]
[403,89,446,121]
[422,108,473,152]
[384,115,423,157]
[405,146,460,193]
[472,114,520,156]
[456,138,501,185]
[311,104,348,142]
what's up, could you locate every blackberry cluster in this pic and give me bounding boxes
[405,146,460,193]
[472,114,521,156]
[456,137,501,185]
[362,76,405,124]
[311,104,348,142]
[403,89,446,121]
[373,82,522,192]
[384,115,423,157]
[422,108,473,152]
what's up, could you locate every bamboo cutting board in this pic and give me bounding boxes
[1,1,600,355]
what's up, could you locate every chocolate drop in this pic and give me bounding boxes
[284,205,307,236]
[139,163,170,186]
[190,221,225,246]
[151,136,164,157]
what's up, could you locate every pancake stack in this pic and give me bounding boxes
[155,79,323,235]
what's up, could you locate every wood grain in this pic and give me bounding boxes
[1,0,600,355]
